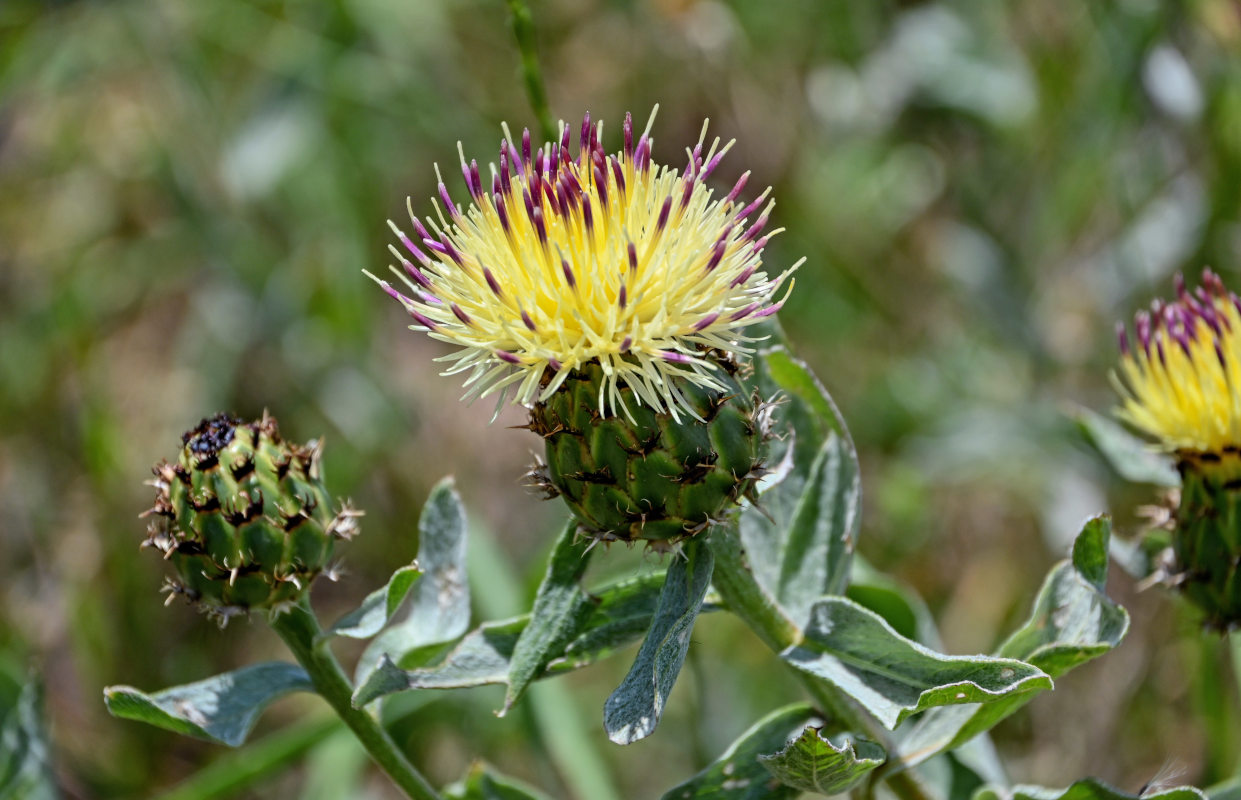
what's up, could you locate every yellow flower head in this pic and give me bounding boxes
[1113,269,1241,456]
[368,108,799,420]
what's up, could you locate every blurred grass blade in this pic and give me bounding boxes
[661,704,818,800]
[0,680,59,800]
[154,716,339,800]
[604,537,714,745]
[352,571,678,704]
[357,477,470,685]
[897,516,1129,765]
[104,662,312,746]
[1207,777,1241,800]
[1075,407,1179,487]
[299,726,369,800]
[502,520,593,714]
[781,597,1051,730]
[445,761,555,800]
[326,564,421,640]
[973,779,1205,800]
[759,725,885,795]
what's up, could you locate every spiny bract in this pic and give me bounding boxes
[527,359,774,547]
[142,413,360,622]
[1115,269,1241,627]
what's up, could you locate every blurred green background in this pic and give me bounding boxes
[3,0,1241,797]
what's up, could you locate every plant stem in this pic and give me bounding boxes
[708,526,938,800]
[503,0,556,142]
[268,604,441,800]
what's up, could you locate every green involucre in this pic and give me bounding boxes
[528,359,771,545]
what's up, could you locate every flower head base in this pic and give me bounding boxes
[1114,269,1241,466]
[369,108,799,421]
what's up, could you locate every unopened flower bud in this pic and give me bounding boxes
[142,413,360,622]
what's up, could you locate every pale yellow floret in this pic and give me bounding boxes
[1114,298,1241,454]
[370,110,800,421]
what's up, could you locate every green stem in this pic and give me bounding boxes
[708,527,937,800]
[268,604,441,800]
[502,0,555,141]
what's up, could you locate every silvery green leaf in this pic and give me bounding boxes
[897,516,1128,765]
[777,432,860,621]
[351,655,413,708]
[357,477,470,685]
[604,537,714,745]
[661,704,818,800]
[738,347,860,626]
[781,597,1051,730]
[1075,407,1178,487]
[973,779,1204,800]
[352,572,675,704]
[502,521,593,714]
[326,564,421,639]
[104,662,312,746]
[444,762,555,800]
[759,725,885,796]
[0,680,59,800]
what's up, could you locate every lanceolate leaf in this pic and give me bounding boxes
[604,537,714,745]
[104,662,312,746]
[661,705,818,800]
[1075,407,1179,487]
[445,762,556,800]
[896,516,1128,766]
[736,347,861,627]
[351,572,677,705]
[326,564,422,640]
[973,779,1205,800]
[777,433,859,620]
[502,521,593,714]
[0,680,59,800]
[780,597,1051,730]
[357,478,470,685]
[759,725,885,795]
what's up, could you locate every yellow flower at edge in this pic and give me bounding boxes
[366,107,800,421]
[1114,269,1241,463]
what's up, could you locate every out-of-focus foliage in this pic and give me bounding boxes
[2,0,1240,797]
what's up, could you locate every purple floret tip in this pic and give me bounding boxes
[659,350,694,364]
[656,197,672,231]
[692,312,720,332]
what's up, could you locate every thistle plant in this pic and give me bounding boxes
[102,108,1225,800]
